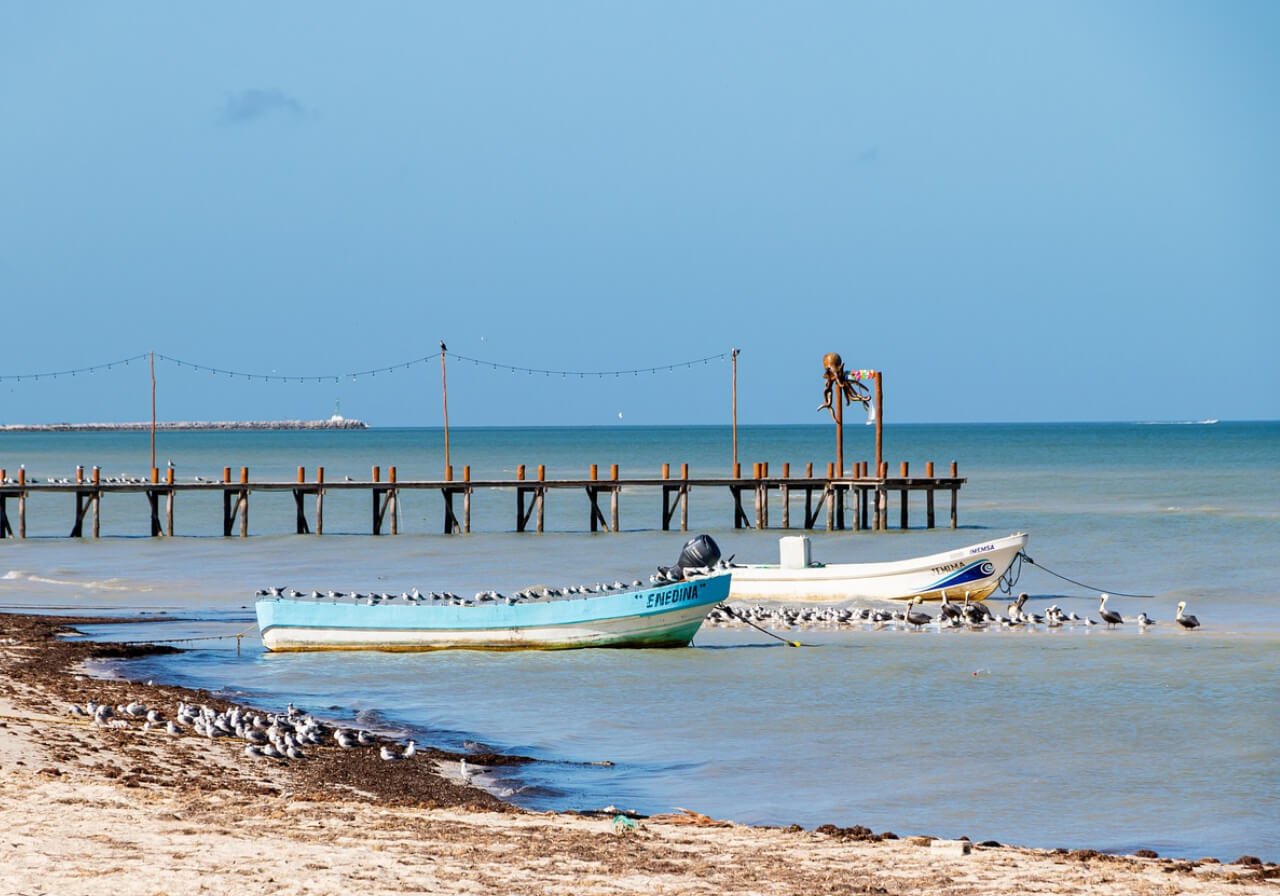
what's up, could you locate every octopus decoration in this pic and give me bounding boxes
[817,352,871,421]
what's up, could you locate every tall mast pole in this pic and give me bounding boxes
[440,341,451,475]
[150,352,156,473]
[731,348,739,471]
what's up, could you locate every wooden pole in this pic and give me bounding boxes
[610,464,619,532]
[150,352,156,473]
[834,376,844,477]
[316,466,325,535]
[463,465,471,533]
[239,467,249,538]
[165,468,174,536]
[91,467,100,538]
[440,341,451,476]
[873,371,884,477]
[731,347,740,471]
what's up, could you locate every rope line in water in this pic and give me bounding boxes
[98,626,258,646]
[1020,554,1154,598]
[714,604,808,648]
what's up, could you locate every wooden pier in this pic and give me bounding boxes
[0,461,964,539]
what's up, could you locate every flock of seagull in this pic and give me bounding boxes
[65,698,429,764]
[0,465,159,485]
[708,593,1203,632]
[253,565,722,608]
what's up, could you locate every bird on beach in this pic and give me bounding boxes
[379,745,401,761]
[1175,601,1201,630]
[1098,594,1124,628]
[459,757,475,784]
[1014,593,1043,625]
[904,597,932,630]
[1136,612,1156,627]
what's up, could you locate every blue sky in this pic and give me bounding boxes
[1,2,1276,425]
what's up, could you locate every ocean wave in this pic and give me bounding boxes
[23,574,136,592]
[1135,419,1219,425]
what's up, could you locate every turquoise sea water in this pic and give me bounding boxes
[2,421,1277,859]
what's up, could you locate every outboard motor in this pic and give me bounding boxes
[674,534,721,573]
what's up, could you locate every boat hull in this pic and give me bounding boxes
[728,533,1027,603]
[257,573,730,651]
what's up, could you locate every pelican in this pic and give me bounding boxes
[1098,593,1124,628]
[904,597,932,630]
[1175,601,1200,630]
[1015,593,1043,624]
[939,594,962,622]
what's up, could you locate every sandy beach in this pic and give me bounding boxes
[1,613,1274,896]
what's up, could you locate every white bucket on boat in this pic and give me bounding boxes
[779,536,811,569]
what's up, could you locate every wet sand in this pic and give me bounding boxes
[1,613,1274,895]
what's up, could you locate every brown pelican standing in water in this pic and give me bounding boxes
[1175,601,1201,630]
[1098,593,1124,628]
[905,597,933,630]
[1015,592,1044,624]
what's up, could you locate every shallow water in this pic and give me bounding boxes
[2,422,1277,859]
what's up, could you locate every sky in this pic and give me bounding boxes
[1,2,1277,426]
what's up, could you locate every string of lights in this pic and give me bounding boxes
[2,349,733,385]
[446,351,733,377]
[0,354,150,383]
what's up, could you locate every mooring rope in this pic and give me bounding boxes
[99,625,257,647]
[1019,553,1154,598]
[714,604,807,648]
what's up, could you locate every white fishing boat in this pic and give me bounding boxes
[728,532,1028,603]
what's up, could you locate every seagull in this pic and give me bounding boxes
[1136,612,1156,627]
[459,757,475,784]
[402,740,416,759]
[1098,593,1124,628]
[379,745,401,761]
[334,729,358,749]
[1175,601,1201,630]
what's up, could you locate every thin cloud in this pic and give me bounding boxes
[220,88,308,125]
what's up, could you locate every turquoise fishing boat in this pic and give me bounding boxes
[256,571,731,652]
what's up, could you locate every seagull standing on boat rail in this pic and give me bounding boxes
[1098,593,1124,628]
[1175,601,1201,630]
